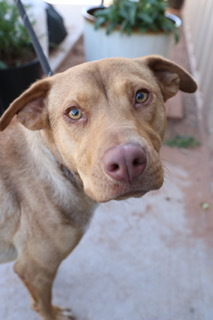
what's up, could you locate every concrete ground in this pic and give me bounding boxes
[0,145,212,320]
[0,3,213,320]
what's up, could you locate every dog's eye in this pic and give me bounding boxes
[135,90,149,103]
[68,108,82,120]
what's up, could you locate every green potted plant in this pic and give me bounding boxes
[83,0,181,61]
[0,0,41,114]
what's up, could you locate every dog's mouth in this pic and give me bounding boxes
[95,183,149,202]
[114,189,147,200]
[84,180,148,203]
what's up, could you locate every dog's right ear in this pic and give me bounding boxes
[0,78,51,131]
[138,55,197,101]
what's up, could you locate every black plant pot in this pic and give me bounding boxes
[0,59,41,115]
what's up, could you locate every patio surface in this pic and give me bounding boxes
[0,144,212,320]
[0,3,213,320]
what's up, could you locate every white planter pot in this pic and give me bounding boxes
[83,7,181,61]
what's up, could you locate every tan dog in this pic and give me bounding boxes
[0,56,197,320]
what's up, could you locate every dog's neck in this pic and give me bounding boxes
[22,128,97,226]
[60,163,83,190]
[24,128,86,194]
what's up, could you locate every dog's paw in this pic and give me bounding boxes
[53,306,76,320]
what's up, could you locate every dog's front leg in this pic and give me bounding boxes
[14,257,76,320]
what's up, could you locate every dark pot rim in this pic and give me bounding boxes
[82,6,182,29]
[0,58,40,72]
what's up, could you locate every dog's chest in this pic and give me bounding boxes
[34,162,96,229]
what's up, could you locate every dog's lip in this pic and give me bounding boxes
[114,189,147,200]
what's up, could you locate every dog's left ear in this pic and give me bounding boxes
[0,78,51,131]
[140,55,197,101]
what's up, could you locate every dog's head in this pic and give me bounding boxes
[0,56,197,202]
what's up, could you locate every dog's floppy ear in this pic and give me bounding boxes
[140,55,197,101]
[0,78,51,131]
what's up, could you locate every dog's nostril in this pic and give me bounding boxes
[110,163,119,172]
[133,158,142,166]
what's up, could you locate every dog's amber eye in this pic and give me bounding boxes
[135,90,149,103]
[68,108,82,120]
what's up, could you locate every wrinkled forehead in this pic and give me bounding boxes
[49,58,158,104]
[64,58,155,86]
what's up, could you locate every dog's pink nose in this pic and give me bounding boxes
[102,143,147,183]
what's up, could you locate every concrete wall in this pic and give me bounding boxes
[184,0,213,147]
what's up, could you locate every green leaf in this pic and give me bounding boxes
[165,135,201,148]
[106,22,118,35]
[93,0,179,40]
[138,12,154,24]
[95,16,106,29]
[129,2,137,25]
[0,0,35,66]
